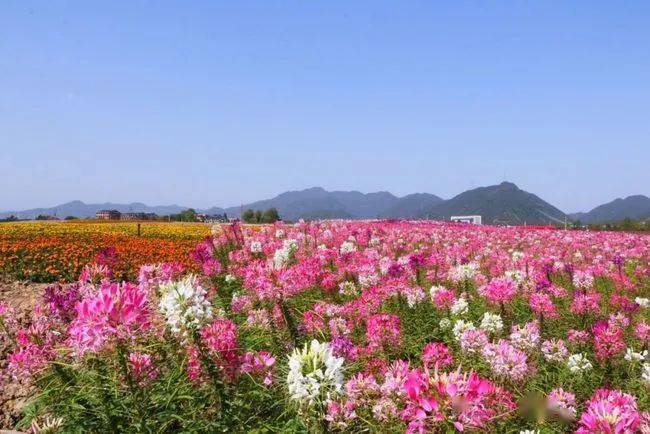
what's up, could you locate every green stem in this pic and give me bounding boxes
[279,301,299,346]
[117,344,148,432]
[192,330,229,417]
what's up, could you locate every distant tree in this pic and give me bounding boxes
[242,209,255,223]
[182,208,198,222]
[254,210,263,223]
[170,208,199,222]
[620,217,635,231]
[35,214,48,220]
[0,215,18,222]
[261,207,280,223]
[65,216,78,220]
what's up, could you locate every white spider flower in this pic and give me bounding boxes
[567,353,592,373]
[480,312,504,334]
[450,297,469,316]
[452,319,475,341]
[338,281,358,297]
[635,297,649,308]
[505,269,526,284]
[448,262,478,283]
[273,239,298,269]
[624,347,648,362]
[511,251,524,262]
[287,340,344,405]
[339,240,357,254]
[642,363,650,385]
[158,275,213,336]
[250,241,263,254]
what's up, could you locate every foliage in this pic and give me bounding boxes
[169,208,200,223]
[243,208,281,224]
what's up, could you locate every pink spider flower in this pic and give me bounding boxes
[401,367,515,432]
[429,286,456,309]
[576,389,642,433]
[571,290,602,315]
[592,321,626,362]
[572,270,594,289]
[128,352,159,387]
[541,339,568,362]
[68,282,150,355]
[635,321,650,344]
[509,321,540,352]
[529,292,558,318]
[460,328,489,355]
[567,329,590,345]
[547,387,577,420]
[199,318,241,381]
[482,340,528,381]
[241,351,276,386]
[421,342,454,368]
[366,313,401,351]
[325,400,358,429]
[478,276,517,305]
[345,372,380,404]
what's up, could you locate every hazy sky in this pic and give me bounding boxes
[1,1,649,213]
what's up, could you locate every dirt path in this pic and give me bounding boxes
[0,280,48,430]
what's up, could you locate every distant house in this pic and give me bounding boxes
[451,215,482,225]
[96,210,121,220]
[121,212,157,221]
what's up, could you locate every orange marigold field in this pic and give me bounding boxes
[0,221,213,282]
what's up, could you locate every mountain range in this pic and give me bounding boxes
[568,195,650,224]
[2,183,648,225]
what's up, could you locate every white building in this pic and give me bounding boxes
[450,215,482,225]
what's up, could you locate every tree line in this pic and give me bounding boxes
[242,208,280,223]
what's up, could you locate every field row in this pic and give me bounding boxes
[0,221,213,281]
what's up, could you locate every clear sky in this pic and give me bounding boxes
[1,1,649,213]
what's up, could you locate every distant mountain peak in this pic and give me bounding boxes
[303,186,327,193]
[570,194,650,223]
[420,182,564,225]
[497,181,519,190]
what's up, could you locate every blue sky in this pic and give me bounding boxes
[1,1,649,213]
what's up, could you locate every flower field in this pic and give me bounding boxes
[0,221,211,282]
[1,220,649,433]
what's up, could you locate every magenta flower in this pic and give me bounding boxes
[576,389,642,433]
[68,282,150,355]
[529,292,558,318]
[199,318,241,380]
[366,313,401,351]
[421,342,454,368]
[128,352,159,386]
[547,387,576,420]
[241,350,276,386]
[478,276,517,305]
[592,321,626,362]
